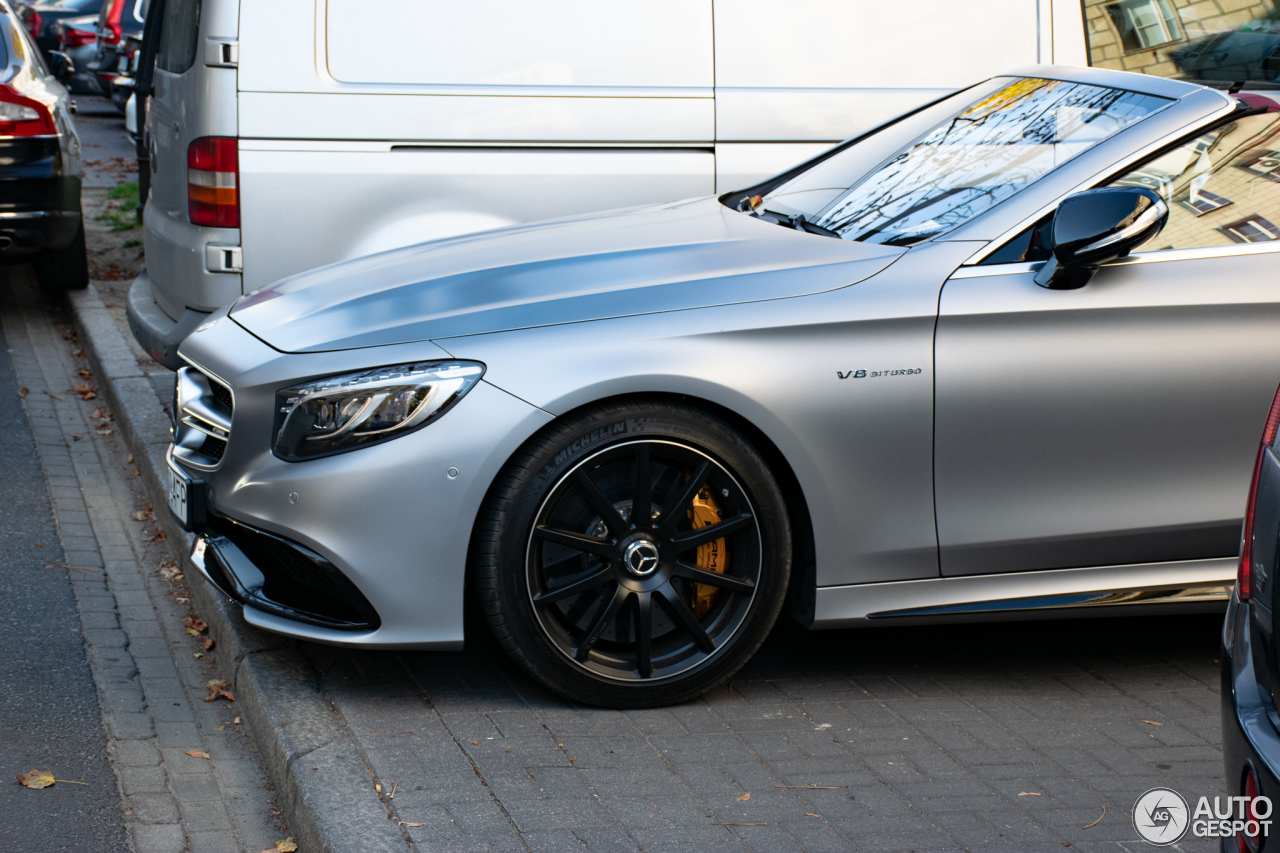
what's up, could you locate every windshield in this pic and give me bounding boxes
[750,77,1170,246]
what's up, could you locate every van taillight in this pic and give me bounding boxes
[1240,383,1280,601]
[0,86,56,138]
[187,137,239,228]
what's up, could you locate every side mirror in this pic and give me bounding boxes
[1034,187,1168,290]
[45,50,73,82]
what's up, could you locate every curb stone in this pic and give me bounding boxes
[67,284,411,853]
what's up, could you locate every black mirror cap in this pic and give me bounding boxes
[1034,186,1169,290]
[45,50,73,81]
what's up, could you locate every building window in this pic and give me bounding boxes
[1176,189,1233,216]
[1106,0,1184,51]
[1239,150,1280,183]
[1218,216,1280,243]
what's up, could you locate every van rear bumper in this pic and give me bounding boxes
[126,272,209,369]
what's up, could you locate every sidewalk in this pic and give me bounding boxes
[69,281,1229,852]
[2,271,286,852]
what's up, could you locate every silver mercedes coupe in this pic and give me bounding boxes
[168,66,1280,706]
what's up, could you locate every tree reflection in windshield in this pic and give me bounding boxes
[806,78,1168,246]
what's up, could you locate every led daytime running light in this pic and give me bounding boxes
[273,361,484,461]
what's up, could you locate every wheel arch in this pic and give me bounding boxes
[463,390,818,640]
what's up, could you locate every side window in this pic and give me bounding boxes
[156,0,200,74]
[1108,111,1280,251]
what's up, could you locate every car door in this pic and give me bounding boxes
[934,107,1280,577]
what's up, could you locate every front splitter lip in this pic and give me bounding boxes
[188,529,378,633]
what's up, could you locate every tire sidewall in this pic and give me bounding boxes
[477,401,791,707]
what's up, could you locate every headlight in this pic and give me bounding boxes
[273,361,484,461]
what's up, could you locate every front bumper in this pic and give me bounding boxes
[169,314,553,649]
[1222,590,1280,850]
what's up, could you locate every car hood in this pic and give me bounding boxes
[229,197,904,353]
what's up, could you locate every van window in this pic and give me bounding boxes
[1084,0,1280,89]
[156,0,200,74]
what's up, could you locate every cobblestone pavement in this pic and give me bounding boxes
[1,270,288,852]
[307,609,1226,852]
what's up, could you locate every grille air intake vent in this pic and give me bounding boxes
[172,365,233,469]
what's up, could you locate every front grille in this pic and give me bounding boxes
[172,365,233,469]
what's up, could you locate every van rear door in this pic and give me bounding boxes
[143,0,238,322]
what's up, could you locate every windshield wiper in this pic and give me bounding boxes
[758,208,841,239]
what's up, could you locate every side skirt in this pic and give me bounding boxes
[811,557,1234,629]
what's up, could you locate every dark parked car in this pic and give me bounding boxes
[88,0,144,111]
[0,1,87,291]
[55,12,100,95]
[18,0,102,52]
[1223,384,1280,853]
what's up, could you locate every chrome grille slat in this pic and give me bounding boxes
[173,365,233,469]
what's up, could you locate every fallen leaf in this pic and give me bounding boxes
[887,762,894,766]
[68,384,97,401]
[185,750,210,760]
[130,468,140,477]
[44,390,64,400]
[471,740,479,746]
[737,792,751,801]
[374,783,382,793]
[133,510,153,522]
[398,822,424,827]
[160,562,183,582]
[262,838,297,853]
[213,726,225,732]
[184,615,208,633]
[33,542,43,548]
[194,653,205,659]
[70,435,81,441]
[201,679,235,702]
[1063,844,1071,848]
[78,368,92,380]
[150,529,167,543]
[96,427,115,436]
[126,452,134,463]
[17,386,28,398]
[17,769,55,789]
[806,812,819,817]
[233,717,242,724]
[200,636,216,651]
[1019,792,1042,797]
[72,349,84,359]
[90,406,106,419]
[1141,720,1164,726]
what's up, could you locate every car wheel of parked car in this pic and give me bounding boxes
[475,400,792,707]
[35,216,88,292]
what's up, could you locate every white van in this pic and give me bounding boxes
[127,0,1089,367]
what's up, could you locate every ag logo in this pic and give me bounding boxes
[1133,787,1190,845]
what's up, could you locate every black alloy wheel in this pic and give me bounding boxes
[475,400,791,707]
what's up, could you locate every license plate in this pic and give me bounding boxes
[167,456,191,529]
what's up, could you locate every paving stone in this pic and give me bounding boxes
[130,822,188,853]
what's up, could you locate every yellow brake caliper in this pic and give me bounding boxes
[688,487,728,618]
